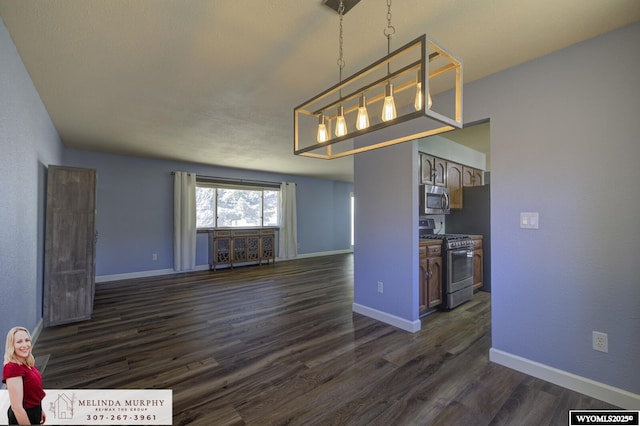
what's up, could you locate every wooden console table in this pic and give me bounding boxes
[209,228,276,270]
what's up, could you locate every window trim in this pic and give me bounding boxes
[196,175,281,189]
[196,180,280,230]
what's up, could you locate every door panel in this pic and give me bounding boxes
[44,166,97,327]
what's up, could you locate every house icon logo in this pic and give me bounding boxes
[49,392,75,420]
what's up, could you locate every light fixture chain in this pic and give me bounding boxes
[337,0,345,83]
[384,0,395,55]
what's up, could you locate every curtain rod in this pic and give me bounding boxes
[170,172,283,188]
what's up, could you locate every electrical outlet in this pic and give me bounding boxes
[377,281,383,293]
[152,253,157,261]
[592,331,608,353]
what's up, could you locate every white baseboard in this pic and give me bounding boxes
[279,248,353,261]
[95,250,353,283]
[489,348,640,409]
[96,264,210,283]
[352,303,421,333]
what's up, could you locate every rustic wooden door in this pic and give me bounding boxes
[43,166,97,327]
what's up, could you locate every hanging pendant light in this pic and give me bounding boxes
[335,105,348,136]
[381,0,396,122]
[382,82,397,121]
[356,93,370,130]
[414,70,433,111]
[296,0,463,159]
[335,1,347,137]
[317,114,329,143]
[414,79,423,111]
[317,0,349,141]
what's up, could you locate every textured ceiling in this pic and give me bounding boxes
[1,0,638,182]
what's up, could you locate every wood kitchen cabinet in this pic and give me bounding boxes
[471,236,483,290]
[420,153,435,185]
[419,241,442,313]
[434,158,447,187]
[446,161,463,209]
[419,152,484,209]
[463,166,483,187]
[420,153,447,187]
[210,228,275,270]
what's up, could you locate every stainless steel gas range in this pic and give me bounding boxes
[419,219,474,310]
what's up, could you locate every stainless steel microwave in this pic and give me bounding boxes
[420,184,450,215]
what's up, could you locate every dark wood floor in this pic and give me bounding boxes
[34,254,617,425]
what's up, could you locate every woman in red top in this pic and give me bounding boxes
[3,327,46,425]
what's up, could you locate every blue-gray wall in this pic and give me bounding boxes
[353,141,419,324]
[63,149,353,277]
[0,18,64,336]
[353,22,640,399]
[0,16,352,336]
[476,22,640,397]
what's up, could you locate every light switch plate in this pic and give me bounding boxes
[520,212,539,229]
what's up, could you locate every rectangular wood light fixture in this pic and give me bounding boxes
[294,34,463,159]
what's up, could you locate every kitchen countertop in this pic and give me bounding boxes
[419,239,443,245]
[419,235,483,244]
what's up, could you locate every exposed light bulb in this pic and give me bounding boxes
[317,114,329,143]
[356,94,370,130]
[415,71,433,111]
[381,82,397,122]
[335,105,347,137]
[414,81,423,111]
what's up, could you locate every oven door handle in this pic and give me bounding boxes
[449,248,473,255]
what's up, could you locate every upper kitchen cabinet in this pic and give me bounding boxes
[463,166,483,187]
[420,153,447,187]
[446,161,464,210]
[434,158,447,187]
[418,131,488,192]
[420,153,435,185]
[419,148,486,210]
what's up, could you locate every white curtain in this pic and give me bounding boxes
[173,171,197,271]
[278,182,298,259]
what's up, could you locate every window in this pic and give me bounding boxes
[350,192,354,248]
[196,182,279,229]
